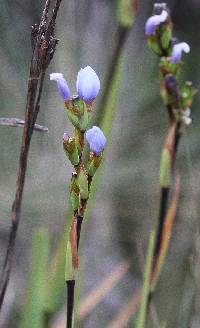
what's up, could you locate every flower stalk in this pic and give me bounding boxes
[138,2,197,325]
[50,66,106,327]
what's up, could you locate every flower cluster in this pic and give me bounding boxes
[145,7,190,63]
[50,66,100,103]
[50,65,106,212]
[51,65,105,155]
[145,4,196,127]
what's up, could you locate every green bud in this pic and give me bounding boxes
[63,134,79,166]
[159,148,171,188]
[65,98,89,132]
[70,173,80,212]
[87,153,103,177]
[160,24,172,50]
[73,128,84,155]
[77,166,89,200]
[147,37,163,56]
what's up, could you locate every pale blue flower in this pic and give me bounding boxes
[86,126,106,155]
[76,66,100,103]
[50,73,71,101]
[145,10,168,35]
[170,42,190,63]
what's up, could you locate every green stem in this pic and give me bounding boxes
[136,231,156,328]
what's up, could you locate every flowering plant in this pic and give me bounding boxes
[51,65,106,326]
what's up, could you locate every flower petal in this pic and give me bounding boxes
[86,126,106,155]
[50,73,71,101]
[76,66,100,103]
[145,10,168,35]
[170,42,190,63]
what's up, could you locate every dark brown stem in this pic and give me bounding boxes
[0,0,63,310]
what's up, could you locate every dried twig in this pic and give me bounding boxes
[0,117,48,132]
[0,0,63,309]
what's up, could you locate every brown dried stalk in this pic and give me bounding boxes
[0,0,63,309]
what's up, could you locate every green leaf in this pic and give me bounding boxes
[21,229,49,328]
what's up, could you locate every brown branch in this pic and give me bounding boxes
[0,117,48,132]
[0,0,63,309]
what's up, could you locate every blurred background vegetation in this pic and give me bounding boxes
[0,0,200,327]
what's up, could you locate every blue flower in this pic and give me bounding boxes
[86,126,106,155]
[50,73,71,101]
[145,10,168,36]
[76,66,100,103]
[170,42,190,63]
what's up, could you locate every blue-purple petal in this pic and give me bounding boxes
[145,10,168,36]
[50,73,71,101]
[170,42,190,63]
[86,126,106,155]
[76,66,100,103]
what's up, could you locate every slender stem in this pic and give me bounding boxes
[77,216,83,249]
[0,0,63,310]
[66,280,75,328]
[0,117,48,132]
[154,187,170,257]
[66,215,83,328]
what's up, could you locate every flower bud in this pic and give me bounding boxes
[170,42,190,63]
[85,126,106,155]
[65,98,89,132]
[77,165,89,200]
[76,66,100,103]
[87,153,103,177]
[50,73,71,101]
[63,133,79,166]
